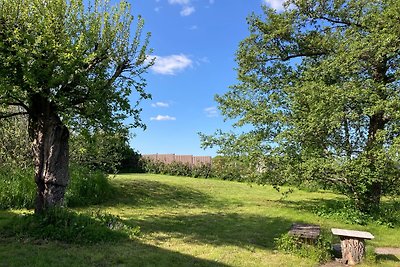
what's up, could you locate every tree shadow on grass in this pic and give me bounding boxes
[128,212,293,250]
[107,179,225,209]
[278,198,344,214]
[376,254,399,262]
[0,236,230,267]
[0,210,229,267]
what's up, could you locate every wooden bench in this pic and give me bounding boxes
[331,228,374,265]
[289,223,321,244]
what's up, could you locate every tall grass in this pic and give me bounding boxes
[0,166,35,209]
[0,165,114,209]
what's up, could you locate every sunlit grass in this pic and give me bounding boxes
[1,173,399,266]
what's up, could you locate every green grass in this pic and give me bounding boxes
[1,173,399,266]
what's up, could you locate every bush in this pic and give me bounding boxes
[0,208,140,243]
[141,158,213,179]
[313,200,400,227]
[275,232,332,263]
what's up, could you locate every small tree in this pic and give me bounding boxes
[0,0,152,213]
[202,0,400,212]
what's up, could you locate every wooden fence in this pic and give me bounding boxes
[143,154,212,166]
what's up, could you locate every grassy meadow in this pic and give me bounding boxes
[1,173,399,267]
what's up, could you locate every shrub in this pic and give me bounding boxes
[0,208,140,243]
[275,232,332,263]
[313,200,400,227]
[191,163,212,178]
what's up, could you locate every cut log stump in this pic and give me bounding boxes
[289,223,321,244]
[331,228,374,266]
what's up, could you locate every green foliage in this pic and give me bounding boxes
[0,109,31,168]
[202,0,400,212]
[275,232,332,263]
[65,165,115,207]
[140,158,213,179]
[1,208,140,243]
[210,156,254,181]
[0,0,152,131]
[0,0,152,211]
[0,165,114,209]
[140,156,260,181]
[313,200,400,228]
[0,166,35,209]
[70,128,141,174]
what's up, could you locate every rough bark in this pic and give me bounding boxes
[340,237,365,265]
[29,95,70,213]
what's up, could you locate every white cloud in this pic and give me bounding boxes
[150,115,177,121]
[150,54,192,75]
[152,102,170,108]
[263,0,286,11]
[168,0,190,4]
[209,0,215,4]
[154,6,162,12]
[168,0,195,16]
[204,106,218,117]
[188,25,198,30]
[180,5,195,16]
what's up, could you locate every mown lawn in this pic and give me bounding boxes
[1,173,399,266]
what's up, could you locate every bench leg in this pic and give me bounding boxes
[340,237,365,265]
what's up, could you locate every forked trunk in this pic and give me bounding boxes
[29,96,70,213]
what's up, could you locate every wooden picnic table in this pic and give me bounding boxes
[331,228,374,265]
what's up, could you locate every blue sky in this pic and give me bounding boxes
[128,0,286,156]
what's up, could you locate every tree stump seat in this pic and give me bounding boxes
[331,228,374,266]
[289,223,321,244]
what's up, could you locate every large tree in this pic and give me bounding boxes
[0,0,152,213]
[202,0,400,212]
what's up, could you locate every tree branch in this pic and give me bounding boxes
[315,16,363,28]
[0,111,29,119]
[107,59,129,87]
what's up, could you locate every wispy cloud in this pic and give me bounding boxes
[152,102,170,108]
[188,25,198,30]
[168,0,190,4]
[150,54,192,75]
[263,0,286,11]
[180,5,195,16]
[150,115,177,121]
[168,0,195,16]
[204,106,218,117]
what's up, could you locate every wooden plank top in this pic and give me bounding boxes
[331,228,374,240]
[289,223,321,239]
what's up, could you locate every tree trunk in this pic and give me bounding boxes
[359,112,386,212]
[29,96,70,213]
[340,237,365,265]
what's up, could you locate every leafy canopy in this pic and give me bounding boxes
[0,0,152,131]
[201,0,400,209]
